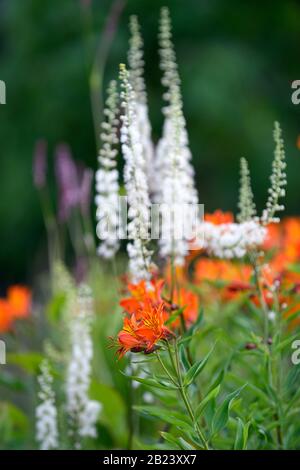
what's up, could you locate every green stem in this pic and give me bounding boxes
[249,252,269,341]
[156,352,177,386]
[166,341,209,450]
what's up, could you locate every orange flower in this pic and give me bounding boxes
[195,258,251,285]
[172,288,199,328]
[7,285,31,318]
[120,279,164,315]
[117,301,172,358]
[0,300,13,333]
[263,223,281,251]
[205,210,234,225]
[283,218,300,262]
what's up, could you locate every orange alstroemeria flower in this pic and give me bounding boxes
[0,299,13,333]
[117,301,173,358]
[7,285,31,319]
[120,279,164,315]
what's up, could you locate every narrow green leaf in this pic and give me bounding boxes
[179,344,191,372]
[234,417,250,450]
[120,372,178,390]
[134,405,192,431]
[212,385,246,436]
[275,334,299,353]
[183,344,215,387]
[165,307,185,325]
[195,385,221,420]
[160,432,181,449]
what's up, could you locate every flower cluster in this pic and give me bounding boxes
[191,214,300,328]
[237,157,256,223]
[155,7,199,265]
[117,301,172,358]
[116,278,199,357]
[36,360,59,450]
[119,64,153,282]
[128,15,155,194]
[66,284,102,446]
[201,218,267,259]
[262,121,287,224]
[95,80,121,259]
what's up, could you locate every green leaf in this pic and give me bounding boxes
[283,309,300,324]
[46,292,66,324]
[160,432,199,450]
[165,307,185,325]
[134,405,192,431]
[274,334,299,353]
[183,344,215,387]
[234,417,250,450]
[212,385,246,436]
[160,432,181,449]
[208,369,225,393]
[195,385,221,420]
[0,402,29,443]
[179,344,191,372]
[121,372,178,390]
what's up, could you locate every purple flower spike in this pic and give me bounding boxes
[33,139,47,189]
[79,168,94,217]
[55,143,79,222]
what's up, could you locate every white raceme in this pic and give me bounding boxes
[66,284,102,446]
[120,64,152,282]
[96,80,121,258]
[36,360,59,450]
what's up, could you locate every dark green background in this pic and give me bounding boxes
[0,0,300,284]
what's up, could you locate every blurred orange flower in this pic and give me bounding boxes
[0,285,31,333]
[7,286,31,318]
[205,210,234,225]
[172,287,199,328]
[195,258,251,285]
[0,300,13,333]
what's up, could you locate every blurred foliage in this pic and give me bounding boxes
[1,0,300,283]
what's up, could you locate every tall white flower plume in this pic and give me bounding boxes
[237,157,257,223]
[66,284,102,447]
[95,80,121,258]
[128,15,155,195]
[261,121,287,224]
[36,360,59,450]
[156,7,199,265]
[119,64,152,282]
